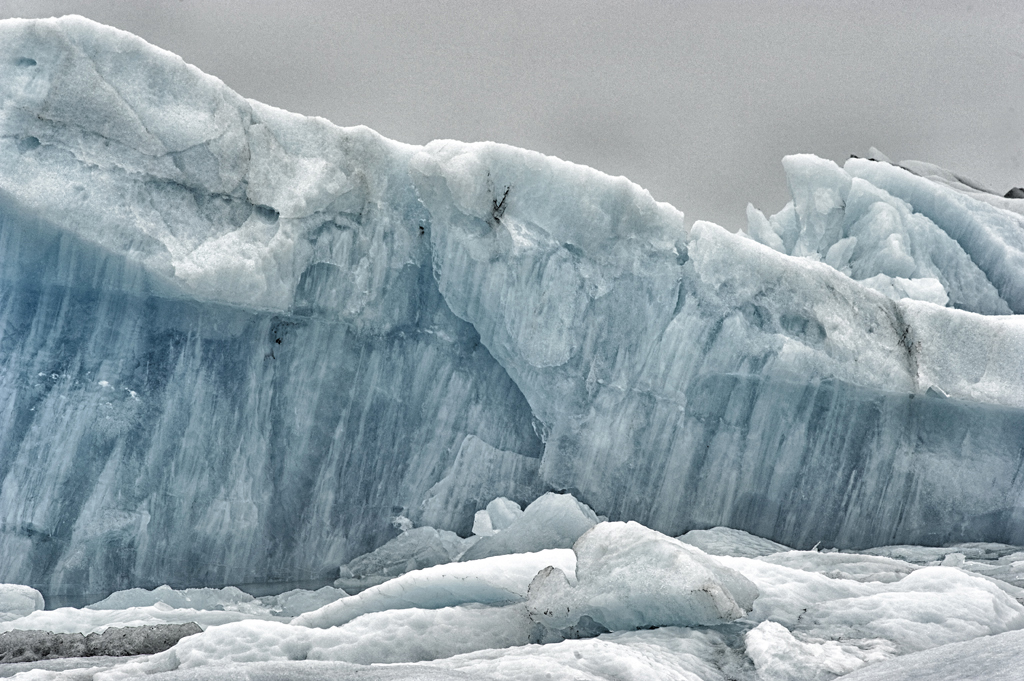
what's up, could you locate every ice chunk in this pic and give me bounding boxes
[0,603,274,635]
[783,154,852,258]
[745,620,892,681]
[726,555,1024,655]
[294,549,575,629]
[750,158,1011,315]
[460,493,598,561]
[0,584,44,622]
[256,587,348,618]
[87,585,256,611]
[799,566,1024,653]
[846,157,1024,313]
[483,497,524,532]
[746,203,785,253]
[527,522,758,631]
[677,526,791,558]
[471,511,495,537]
[471,498,523,538]
[334,526,476,593]
[859,274,949,306]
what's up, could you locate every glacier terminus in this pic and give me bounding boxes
[0,10,1023,632]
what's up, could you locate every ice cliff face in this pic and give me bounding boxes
[1,16,1023,598]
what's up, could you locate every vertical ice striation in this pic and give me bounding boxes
[1,16,1023,598]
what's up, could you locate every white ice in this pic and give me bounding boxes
[294,549,575,629]
[527,521,758,631]
[0,583,44,621]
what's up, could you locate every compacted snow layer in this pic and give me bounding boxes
[2,15,1024,612]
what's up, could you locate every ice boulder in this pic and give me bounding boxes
[677,526,791,558]
[334,526,476,593]
[460,493,599,561]
[294,549,575,629]
[0,584,44,622]
[527,522,758,632]
[471,497,524,537]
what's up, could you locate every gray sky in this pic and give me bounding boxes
[2,0,1022,228]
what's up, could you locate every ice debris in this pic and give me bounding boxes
[460,492,599,561]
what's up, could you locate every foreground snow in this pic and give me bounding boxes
[3,495,1024,680]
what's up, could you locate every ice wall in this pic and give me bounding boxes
[1,16,1023,598]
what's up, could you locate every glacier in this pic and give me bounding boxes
[1,12,1024,614]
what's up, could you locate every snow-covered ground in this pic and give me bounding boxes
[3,494,1024,679]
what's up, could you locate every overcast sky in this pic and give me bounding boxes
[2,0,1022,228]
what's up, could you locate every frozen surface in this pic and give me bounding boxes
[0,16,1023,607]
[677,527,791,558]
